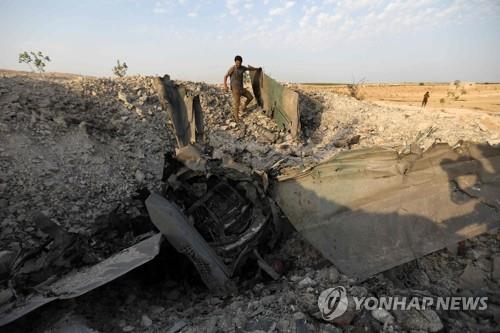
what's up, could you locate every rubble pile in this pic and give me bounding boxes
[0,72,174,255]
[297,87,498,160]
[19,230,500,332]
[201,83,498,172]
[1,70,500,332]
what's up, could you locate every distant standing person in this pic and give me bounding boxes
[223,55,260,122]
[421,91,430,108]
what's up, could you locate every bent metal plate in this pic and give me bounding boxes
[0,234,162,326]
[274,142,500,281]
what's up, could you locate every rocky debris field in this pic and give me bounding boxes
[295,86,499,161]
[1,70,500,332]
[203,83,499,172]
[10,230,500,333]
[0,72,174,263]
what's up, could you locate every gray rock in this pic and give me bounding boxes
[150,305,165,315]
[135,169,145,183]
[459,263,488,290]
[328,267,340,284]
[244,318,276,332]
[118,91,130,103]
[394,308,443,332]
[293,312,307,321]
[492,255,500,282]
[122,325,134,332]
[371,308,394,324]
[320,323,342,333]
[349,286,368,297]
[141,314,152,327]
[167,320,188,333]
[298,277,316,288]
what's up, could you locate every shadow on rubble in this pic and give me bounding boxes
[5,143,499,332]
[274,143,500,329]
[3,237,213,333]
[3,210,287,333]
[297,90,325,142]
[1,152,290,332]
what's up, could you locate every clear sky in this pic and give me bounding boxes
[1,0,499,83]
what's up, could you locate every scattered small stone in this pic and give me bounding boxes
[150,305,165,315]
[166,320,188,333]
[371,308,394,324]
[141,314,152,327]
[394,308,443,332]
[320,323,342,333]
[349,286,368,297]
[298,277,316,288]
[459,263,488,290]
[122,325,135,332]
[135,170,145,183]
[244,318,276,332]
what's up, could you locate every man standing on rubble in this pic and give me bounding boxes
[223,55,260,123]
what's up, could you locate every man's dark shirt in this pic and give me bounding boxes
[226,65,248,93]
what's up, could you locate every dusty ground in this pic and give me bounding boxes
[1,70,500,333]
[300,82,500,114]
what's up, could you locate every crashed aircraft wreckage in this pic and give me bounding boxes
[0,148,282,326]
[153,74,203,147]
[3,73,500,326]
[1,76,284,326]
[146,146,282,292]
[153,70,301,141]
[274,141,500,281]
[0,234,162,326]
[250,68,301,138]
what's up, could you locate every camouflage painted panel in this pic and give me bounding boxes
[251,70,300,138]
[274,142,500,280]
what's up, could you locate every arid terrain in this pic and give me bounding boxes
[301,82,500,113]
[1,70,500,333]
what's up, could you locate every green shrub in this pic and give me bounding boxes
[18,51,51,73]
[112,60,128,77]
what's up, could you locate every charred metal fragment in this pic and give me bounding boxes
[147,146,281,290]
[185,94,204,143]
[253,249,280,280]
[0,234,162,327]
[146,193,233,291]
[153,75,203,147]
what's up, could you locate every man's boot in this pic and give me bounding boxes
[241,100,251,114]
